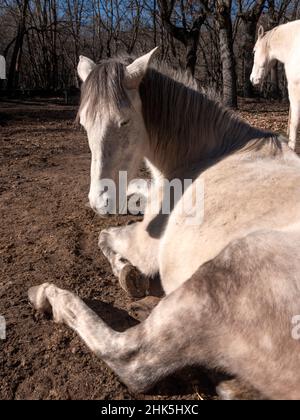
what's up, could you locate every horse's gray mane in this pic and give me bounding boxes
[78,55,220,117]
[78,55,281,165]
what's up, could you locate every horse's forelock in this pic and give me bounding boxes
[77,57,133,124]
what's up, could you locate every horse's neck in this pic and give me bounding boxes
[142,82,262,177]
[269,23,299,64]
[144,124,214,178]
[140,67,267,178]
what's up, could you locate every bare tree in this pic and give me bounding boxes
[158,0,207,76]
[0,0,297,99]
[238,0,266,98]
[7,0,29,90]
[64,0,85,86]
[199,16,222,90]
[215,0,237,108]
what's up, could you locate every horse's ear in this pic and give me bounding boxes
[77,56,96,82]
[125,47,159,89]
[258,25,264,39]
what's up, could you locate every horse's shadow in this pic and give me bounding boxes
[84,298,139,331]
[84,298,218,398]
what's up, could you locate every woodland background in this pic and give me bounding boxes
[0,0,297,401]
[0,0,299,108]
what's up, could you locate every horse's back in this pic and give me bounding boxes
[159,148,300,294]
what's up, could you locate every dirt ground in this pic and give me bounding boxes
[0,97,291,400]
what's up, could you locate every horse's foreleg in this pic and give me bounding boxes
[288,87,300,150]
[287,107,291,137]
[98,228,149,298]
[99,223,159,298]
[28,281,211,393]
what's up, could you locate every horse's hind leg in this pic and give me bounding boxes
[216,378,266,400]
[28,280,214,393]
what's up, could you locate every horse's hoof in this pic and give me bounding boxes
[28,283,52,313]
[216,382,237,400]
[216,379,265,400]
[128,296,161,321]
[288,141,296,150]
[119,265,149,298]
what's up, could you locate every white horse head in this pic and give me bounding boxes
[77,49,158,215]
[250,26,274,86]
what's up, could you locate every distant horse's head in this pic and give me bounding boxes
[77,49,158,216]
[250,26,274,86]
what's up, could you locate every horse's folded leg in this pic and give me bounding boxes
[119,264,149,298]
[106,252,150,298]
[99,229,149,298]
[103,247,149,298]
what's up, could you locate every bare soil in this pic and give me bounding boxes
[0,97,291,400]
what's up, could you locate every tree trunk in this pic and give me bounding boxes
[238,0,266,98]
[185,22,202,76]
[216,1,237,108]
[158,0,206,77]
[242,20,256,97]
[7,0,29,90]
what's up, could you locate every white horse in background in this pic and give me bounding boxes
[250,20,300,150]
[0,55,6,80]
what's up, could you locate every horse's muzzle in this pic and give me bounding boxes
[250,74,261,86]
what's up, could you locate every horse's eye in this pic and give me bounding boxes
[120,119,130,127]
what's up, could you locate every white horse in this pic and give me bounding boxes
[250,20,300,150]
[29,50,300,399]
